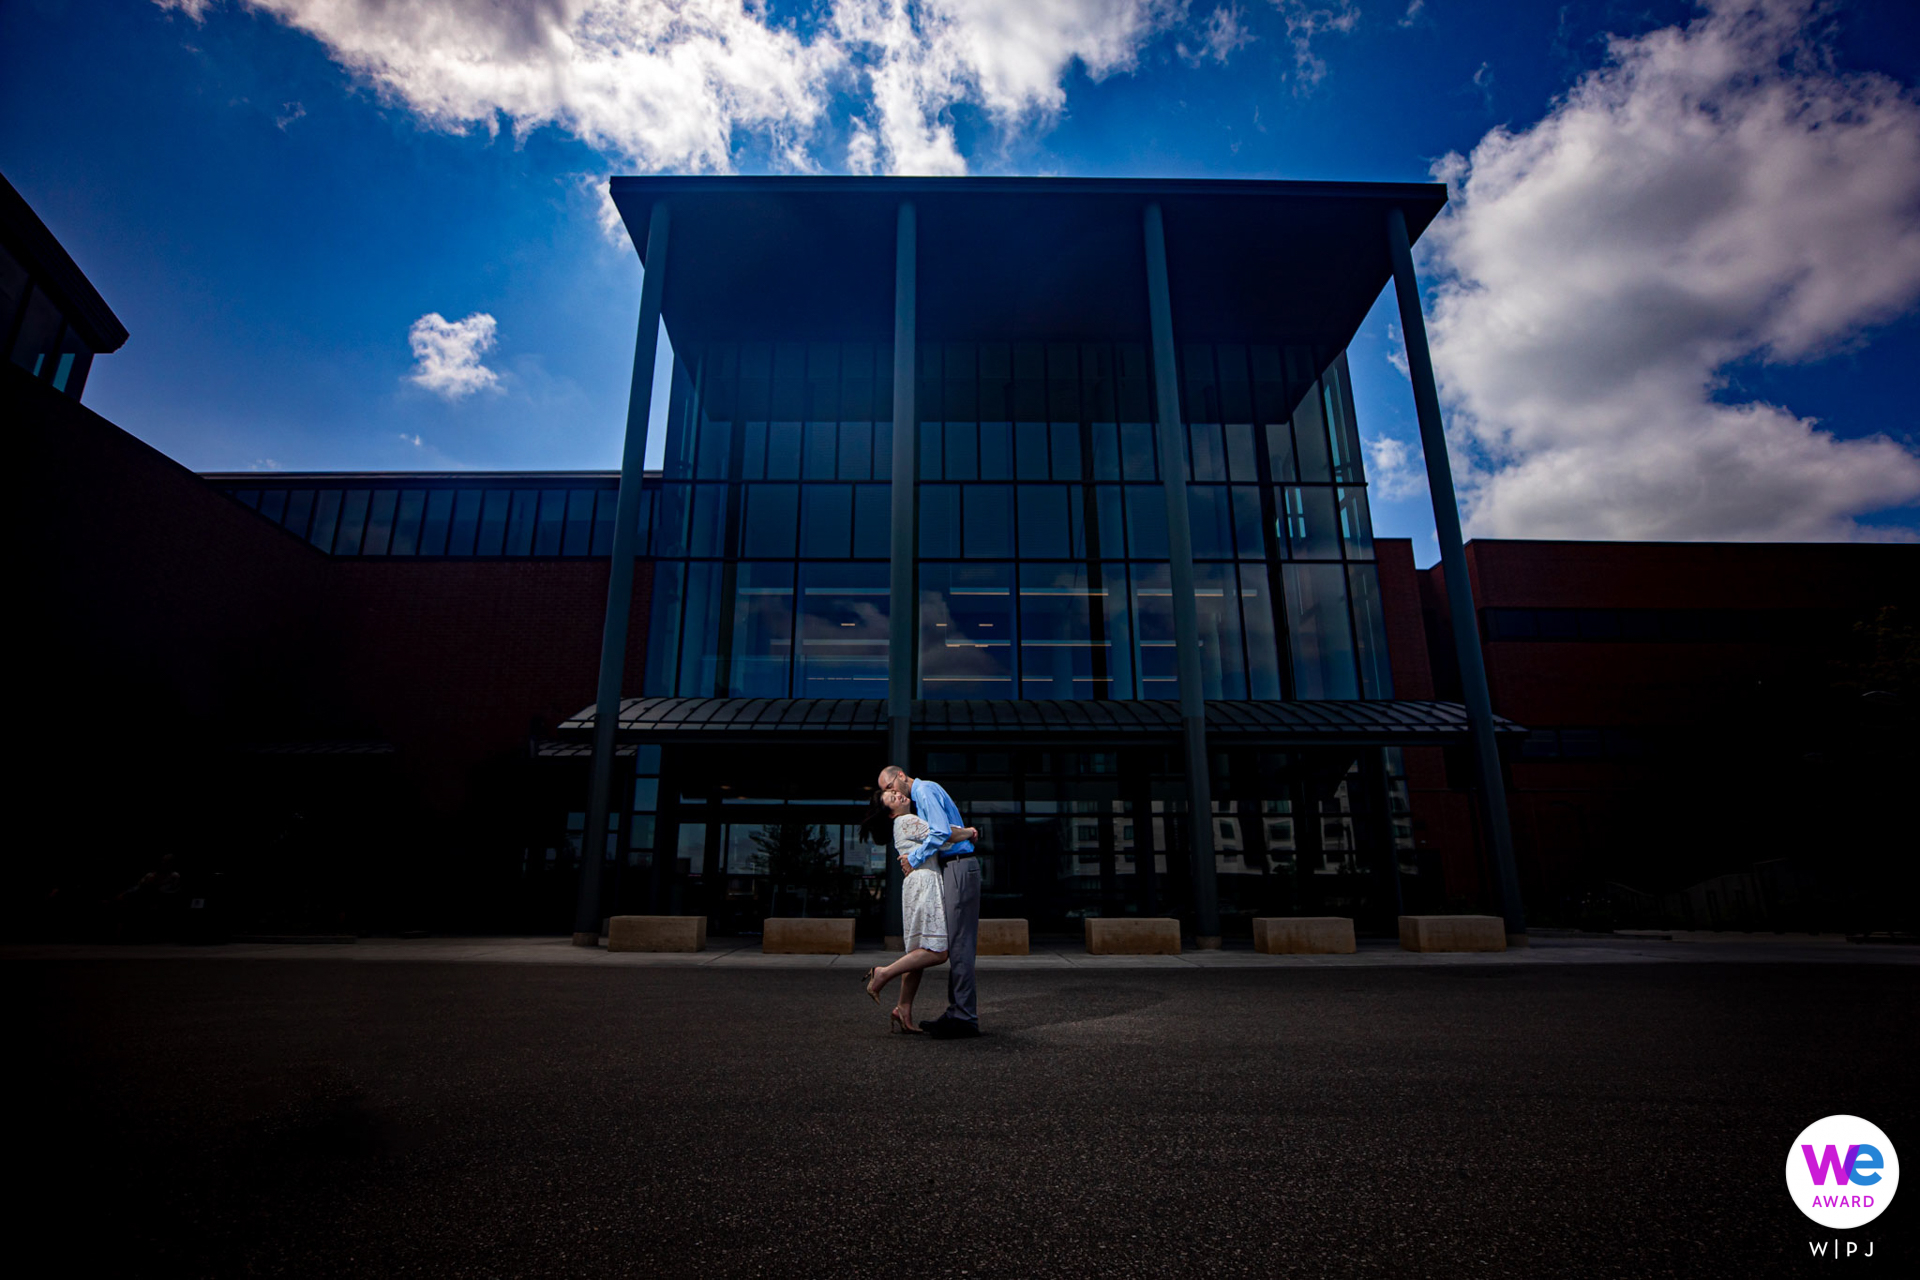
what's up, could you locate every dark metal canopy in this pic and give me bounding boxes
[560,697,1520,747]
[608,176,1447,350]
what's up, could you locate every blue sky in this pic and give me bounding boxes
[4,0,1918,562]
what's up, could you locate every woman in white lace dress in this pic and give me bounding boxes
[863,786,976,1033]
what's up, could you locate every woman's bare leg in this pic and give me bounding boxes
[897,970,922,1028]
[868,946,947,997]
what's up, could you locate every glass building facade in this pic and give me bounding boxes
[639,339,1393,708]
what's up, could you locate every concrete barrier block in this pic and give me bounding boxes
[762,917,856,954]
[1085,917,1181,955]
[1253,916,1355,955]
[978,919,1029,956]
[606,915,707,952]
[1398,914,1507,952]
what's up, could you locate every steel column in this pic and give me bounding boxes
[885,199,917,949]
[1143,202,1221,948]
[573,199,671,946]
[1385,206,1526,942]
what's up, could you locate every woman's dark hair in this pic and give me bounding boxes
[858,791,916,846]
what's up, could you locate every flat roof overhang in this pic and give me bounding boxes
[607,176,1447,351]
[558,697,1522,749]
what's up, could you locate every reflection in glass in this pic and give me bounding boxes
[1337,487,1373,559]
[920,562,1015,698]
[257,490,287,525]
[1189,421,1227,481]
[309,490,342,551]
[643,561,686,695]
[335,490,371,555]
[420,490,454,555]
[678,561,726,696]
[1284,563,1359,699]
[1282,486,1341,559]
[1131,563,1178,697]
[729,562,795,696]
[1017,562,1130,700]
[591,489,616,555]
[963,485,1012,558]
[852,484,890,555]
[1294,382,1332,481]
[919,484,959,558]
[739,484,796,558]
[1193,562,1248,700]
[446,490,480,555]
[531,489,565,555]
[1015,422,1049,479]
[798,563,889,696]
[363,490,398,555]
[1349,565,1393,699]
[505,490,538,555]
[283,489,315,541]
[1241,566,1283,699]
[476,489,510,555]
[1017,485,1069,559]
[389,490,425,555]
[1188,485,1234,560]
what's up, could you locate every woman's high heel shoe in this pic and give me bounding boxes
[864,967,883,1003]
[891,1007,922,1034]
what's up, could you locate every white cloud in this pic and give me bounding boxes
[399,432,424,447]
[162,1,1194,177]
[1178,6,1255,67]
[275,100,306,129]
[407,312,502,400]
[1398,0,1423,27]
[1271,1,1358,90]
[1365,435,1427,501]
[1424,0,1920,542]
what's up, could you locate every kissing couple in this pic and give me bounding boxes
[859,764,982,1039]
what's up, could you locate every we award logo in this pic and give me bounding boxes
[1786,1115,1899,1231]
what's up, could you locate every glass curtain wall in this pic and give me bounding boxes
[643,342,894,698]
[916,341,1392,702]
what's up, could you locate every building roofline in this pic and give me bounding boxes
[0,171,129,353]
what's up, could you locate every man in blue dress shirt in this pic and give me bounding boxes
[879,764,980,1038]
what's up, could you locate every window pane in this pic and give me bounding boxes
[1015,421,1049,479]
[1326,360,1365,483]
[798,562,889,697]
[1241,565,1283,699]
[740,483,798,558]
[919,421,942,479]
[475,489,510,555]
[766,421,802,479]
[1231,486,1264,560]
[1337,487,1373,559]
[1094,486,1125,560]
[1266,420,1297,483]
[1294,383,1332,481]
[1018,562,1125,700]
[1090,422,1122,480]
[362,490,398,555]
[919,562,1015,698]
[740,421,766,480]
[873,419,892,479]
[963,485,1012,558]
[1284,563,1359,699]
[282,489,315,540]
[729,562,795,697]
[1282,486,1340,559]
[689,483,728,556]
[1189,422,1227,481]
[838,421,872,480]
[978,420,1012,480]
[1121,421,1157,480]
[446,489,481,556]
[505,490,538,555]
[562,489,595,555]
[800,484,853,558]
[1125,484,1169,559]
[643,561,686,695]
[920,484,959,559]
[1017,485,1070,559]
[534,489,567,555]
[257,489,287,525]
[695,411,730,480]
[1049,422,1082,481]
[853,483,891,556]
[804,421,836,479]
[1349,565,1394,699]
[1130,562,1178,697]
[335,490,371,555]
[309,490,342,551]
[678,561,726,696]
[590,489,616,555]
[633,743,662,775]
[389,489,426,555]
[1194,562,1248,700]
[420,489,455,555]
[234,489,261,511]
[8,285,61,374]
[944,422,978,480]
[1188,485,1233,560]
[1223,422,1258,481]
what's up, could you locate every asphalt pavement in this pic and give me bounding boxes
[10,956,1915,1278]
